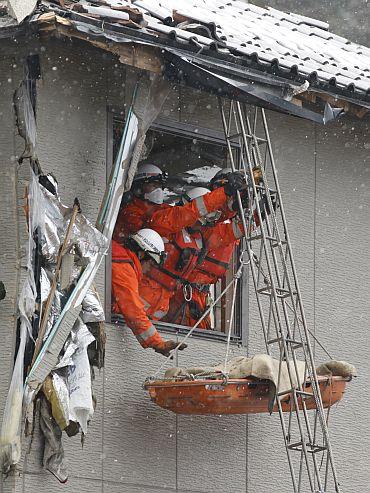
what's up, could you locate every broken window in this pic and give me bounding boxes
[110,114,245,342]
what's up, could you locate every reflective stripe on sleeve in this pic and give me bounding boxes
[153,309,167,319]
[139,323,157,341]
[195,195,208,216]
[140,296,151,311]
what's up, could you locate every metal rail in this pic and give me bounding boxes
[218,100,340,493]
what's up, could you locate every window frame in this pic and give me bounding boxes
[106,106,249,346]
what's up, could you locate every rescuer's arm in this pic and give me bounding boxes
[113,202,146,241]
[145,187,231,236]
[112,263,187,356]
[112,262,164,349]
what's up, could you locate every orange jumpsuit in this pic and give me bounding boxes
[113,186,230,240]
[113,187,231,321]
[111,240,164,350]
[164,220,244,329]
[139,228,203,320]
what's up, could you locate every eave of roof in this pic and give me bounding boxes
[28,0,369,100]
[1,1,369,120]
[31,5,370,111]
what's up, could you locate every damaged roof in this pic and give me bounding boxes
[2,0,370,112]
[135,0,370,94]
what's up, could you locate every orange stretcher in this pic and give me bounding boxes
[144,375,348,415]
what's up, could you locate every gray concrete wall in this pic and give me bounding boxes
[246,112,370,492]
[0,42,30,493]
[0,37,368,492]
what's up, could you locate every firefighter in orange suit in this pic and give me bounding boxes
[138,226,204,321]
[164,167,270,329]
[164,219,244,329]
[164,177,246,329]
[133,169,245,321]
[111,228,186,357]
[113,164,243,241]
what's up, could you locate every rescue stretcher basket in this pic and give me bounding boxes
[144,375,349,415]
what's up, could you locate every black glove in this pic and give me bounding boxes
[154,340,188,358]
[232,189,249,211]
[223,171,245,196]
[259,194,278,222]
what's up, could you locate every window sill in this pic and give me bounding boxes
[110,314,242,345]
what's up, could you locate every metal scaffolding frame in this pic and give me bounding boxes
[218,99,340,493]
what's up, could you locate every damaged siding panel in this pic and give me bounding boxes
[0,52,24,417]
[33,38,108,481]
[36,37,108,294]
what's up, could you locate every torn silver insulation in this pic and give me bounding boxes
[0,172,42,470]
[40,267,51,302]
[44,290,62,342]
[39,185,108,265]
[67,319,95,434]
[26,75,169,399]
[81,288,105,323]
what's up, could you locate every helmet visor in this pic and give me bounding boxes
[134,171,168,185]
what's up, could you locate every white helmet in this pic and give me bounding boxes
[182,187,222,226]
[182,187,210,204]
[133,164,166,184]
[130,228,165,264]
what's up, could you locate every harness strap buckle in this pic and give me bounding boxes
[183,283,193,302]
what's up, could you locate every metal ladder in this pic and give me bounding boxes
[218,99,340,493]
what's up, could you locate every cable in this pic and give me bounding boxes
[223,252,249,373]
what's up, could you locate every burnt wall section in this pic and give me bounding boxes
[0,36,368,493]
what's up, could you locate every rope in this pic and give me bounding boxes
[145,371,227,384]
[223,279,239,374]
[151,253,248,379]
[223,252,249,373]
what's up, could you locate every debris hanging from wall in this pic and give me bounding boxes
[1,68,170,481]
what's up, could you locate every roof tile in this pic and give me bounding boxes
[9,0,368,96]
